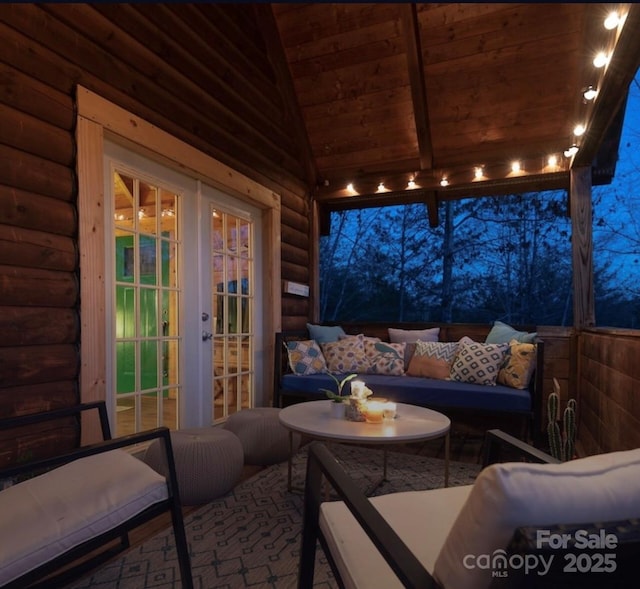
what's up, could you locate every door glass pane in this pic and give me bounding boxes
[210,206,254,421]
[112,169,182,437]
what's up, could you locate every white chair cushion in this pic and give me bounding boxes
[320,485,472,589]
[434,448,640,589]
[0,449,168,585]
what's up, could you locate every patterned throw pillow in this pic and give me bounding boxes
[286,340,327,375]
[321,335,370,373]
[407,341,458,379]
[450,341,508,386]
[498,339,537,389]
[364,341,406,375]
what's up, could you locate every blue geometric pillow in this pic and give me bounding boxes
[286,340,327,375]
[450,341,508,386]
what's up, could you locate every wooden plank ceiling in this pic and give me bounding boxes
[270,3,640,210]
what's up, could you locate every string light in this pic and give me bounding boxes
[604,11,620,30]
[593,52,609,68]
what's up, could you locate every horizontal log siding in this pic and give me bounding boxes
[0,4,310,459]
[578,329,640,455]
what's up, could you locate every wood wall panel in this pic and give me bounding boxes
[0,2,310,463]
[578,329,640,455]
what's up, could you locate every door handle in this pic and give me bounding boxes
[202,331,213,341]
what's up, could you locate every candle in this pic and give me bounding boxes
[365,401,384,423]
[383,402,397,420]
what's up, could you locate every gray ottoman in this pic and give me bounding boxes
[223,407,301,465]
[144,427,243,505]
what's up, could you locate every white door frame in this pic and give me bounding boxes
[77,86,281,441]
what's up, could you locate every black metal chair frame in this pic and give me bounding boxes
[0,401,193,589]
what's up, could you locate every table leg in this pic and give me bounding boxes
[383,447,388,481]
[287,430,293,492]
[444,431,450,488]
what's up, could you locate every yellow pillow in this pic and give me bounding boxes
[497,339,537,389]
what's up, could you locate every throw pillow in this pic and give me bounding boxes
[364,341,406,375]
[286,340,327,375]
[433,447,640,589]
[321,336,370,374]
[406,341,458,379]
[498,339,537,389]
[388,327,440,344]
[449,341,508,386]
[306,323,346,344]
[485,320,536,344]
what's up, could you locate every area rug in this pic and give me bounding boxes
[68,444,481,589]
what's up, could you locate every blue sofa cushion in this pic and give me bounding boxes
[280,373,531,413]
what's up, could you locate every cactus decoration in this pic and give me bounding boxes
[547,377,577,461]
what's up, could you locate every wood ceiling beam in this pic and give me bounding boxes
[401,4,433,171]
[254,4,318,191]
[574,3,640,167]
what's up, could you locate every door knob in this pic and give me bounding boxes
[202,331,213,341]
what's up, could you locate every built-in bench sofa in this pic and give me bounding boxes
[274,322,544,443]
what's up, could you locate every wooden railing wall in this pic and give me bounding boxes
[0,5,310,449]
[578,328,640,455]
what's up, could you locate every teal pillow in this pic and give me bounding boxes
[306,323,346,344]
[485,320,536,344]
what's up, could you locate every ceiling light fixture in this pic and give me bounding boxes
[377,182,386,192]
[604,11,620,30]
[573,124,586,136]
[474,167,483,180]
[407,179,416,189]
[511,161,521,173]
[440,178,449,187]
[346,182,355,192]
[564,145,579,158]
[593,52,610,68]
[582,86,598,101]
[548,155,558,167]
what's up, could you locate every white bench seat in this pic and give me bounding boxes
[0,449,167,585]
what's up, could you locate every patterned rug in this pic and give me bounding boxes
[68,443,481,589]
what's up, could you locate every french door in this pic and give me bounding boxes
[105,141,260,435]
[200,189,261,421]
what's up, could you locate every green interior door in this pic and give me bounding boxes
[115,235,169,393]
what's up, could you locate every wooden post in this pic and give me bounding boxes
[570,166,595,329]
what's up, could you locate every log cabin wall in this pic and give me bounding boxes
[0,5,311,454]
[578,329,640,455]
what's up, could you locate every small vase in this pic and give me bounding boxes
[330,401,346,419]
[345,397,367,422]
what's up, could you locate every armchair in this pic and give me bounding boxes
[0,402,193,589]
[298,430,640,588]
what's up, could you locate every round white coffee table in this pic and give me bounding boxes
[279,400,451,492]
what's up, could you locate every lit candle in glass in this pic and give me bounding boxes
[383,402,397,420]
[365,401,385,423]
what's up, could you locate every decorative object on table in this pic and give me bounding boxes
[319,372,357,418]
[345,379,372,421]
[546,377,577,461]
